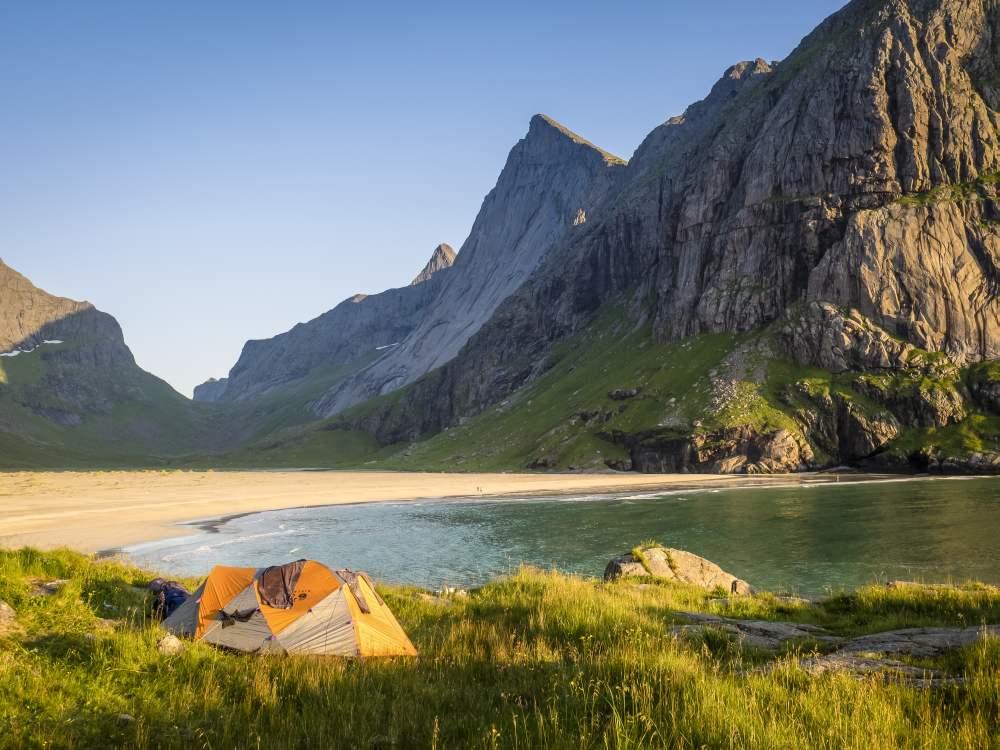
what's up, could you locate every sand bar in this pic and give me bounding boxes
[0,470,827,553]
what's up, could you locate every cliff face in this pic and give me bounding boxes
[195,243,456,403]
[312,114,627,416]
[339,0,1000,470]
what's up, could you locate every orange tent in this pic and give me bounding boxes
[162,560,417,657]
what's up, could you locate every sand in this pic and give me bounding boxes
[0,470,812,553]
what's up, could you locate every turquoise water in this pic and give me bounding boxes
[125,476,1000,596]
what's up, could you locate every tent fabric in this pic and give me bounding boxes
[277,590,358,655]
[161,559,417,658]
[335,569,372,613]
[161,581,204,636]
[196,566,257,638]
[258,561,341,636]
[257,559,307,609]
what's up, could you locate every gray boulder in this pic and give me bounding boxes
[604,546,753,595]
[156,634,185,656]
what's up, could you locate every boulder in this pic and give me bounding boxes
[604,546,753,595]
[156,634,185,656]
[670,613,840,650]
[0,599,16,629]
[608,388,641,401]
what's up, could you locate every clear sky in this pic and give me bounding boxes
[1,1,846,396]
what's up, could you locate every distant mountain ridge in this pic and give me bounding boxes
[193,242,456,403]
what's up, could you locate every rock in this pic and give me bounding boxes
[192,377,228,403]
[968,364,1000,414]
[624,426,813,475]
[40,579,70,594]
[671,613,841,650]
[793,625,1000,685]
[116,714,135,725]
[778,303,919,374]
[0,599,16,630]
[831,625,1000,660]
[156,634,185,656]
[410,244,456,286]
[796,654,965,687]
[605,546,753,595]
[608,388,641,401]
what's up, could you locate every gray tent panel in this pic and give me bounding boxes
[203,610,275,652]
[161,581,205,637]
[199,584,273,652]
[276,590,358,656]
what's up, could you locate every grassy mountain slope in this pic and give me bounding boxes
[227,300,999,474]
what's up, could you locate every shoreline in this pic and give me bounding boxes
[0,469,981,555]
[0,469,808,553]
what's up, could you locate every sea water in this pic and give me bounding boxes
[125,476,1000,597]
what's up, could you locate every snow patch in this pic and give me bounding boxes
[0,339,67,358]
[376,342,400,351]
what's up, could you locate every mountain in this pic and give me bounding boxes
[411,244,456,286]
[0,260,212,467]
[7,0,997,475]
[201,114,626,414]
[193,242,456,404]
[311,114,626,415]
[328,0,999,474]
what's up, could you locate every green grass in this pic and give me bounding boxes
[0,346,381,471]
[889,414,1000,458]
[1,548,999,748]
[896,171,1000,208]
[366,307,737,472]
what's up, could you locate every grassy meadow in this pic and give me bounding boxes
[1,549,999,748]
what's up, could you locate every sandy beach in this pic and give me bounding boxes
[0,469,820,552]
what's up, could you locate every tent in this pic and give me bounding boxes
[161,559,417,657]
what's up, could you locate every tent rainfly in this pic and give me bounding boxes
[162,559,417,657]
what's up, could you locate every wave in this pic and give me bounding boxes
[159,528,299,562]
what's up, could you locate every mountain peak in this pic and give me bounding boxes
[528,114,626,166]
[411,243,456,285]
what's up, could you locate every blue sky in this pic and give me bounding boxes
[1,1,845,396]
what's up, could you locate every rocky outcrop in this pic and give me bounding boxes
[778,303,920,374]
[193,378,228,403]
[671,613,840,650]
[410,244,456,286]
[339,0,1000,461]
[968,363,1000,413]
[616,427,814,475]
[604,546,753,595]
[782,382,902,461]
[794,625,1000,685]
[313,114,626,416]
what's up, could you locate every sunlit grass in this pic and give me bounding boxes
[0,549,998,748]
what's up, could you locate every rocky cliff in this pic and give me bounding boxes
[311,114,627,416]
[195,243,456,403]
[336,0,1000,474]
